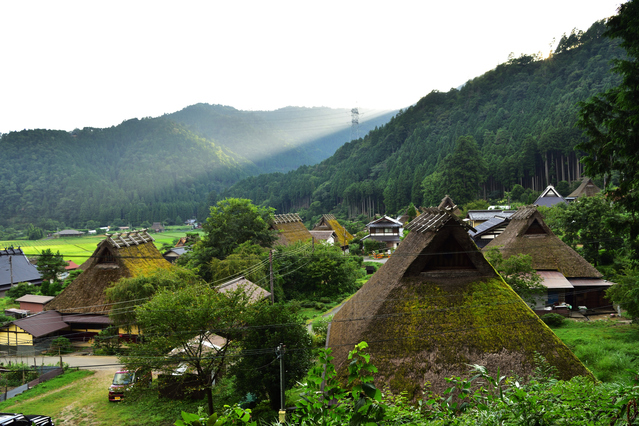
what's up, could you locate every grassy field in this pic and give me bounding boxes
[550,317,639,384]
[0,368,202,425]
[0,229,202,265]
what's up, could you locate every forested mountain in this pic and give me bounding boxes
[0,106,394,229]
[167,104,396,173]
[224,21,622,218]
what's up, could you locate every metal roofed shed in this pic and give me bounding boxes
[216,276,271,304]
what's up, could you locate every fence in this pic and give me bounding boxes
[0,367,64,402]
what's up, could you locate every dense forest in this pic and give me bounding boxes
[224,21,622,218]
[0,106,393,230]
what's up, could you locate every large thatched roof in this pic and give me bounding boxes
[271,213,312,246]
[46,230,171,314]
[327,208,591,398]
[483,206,601,278]
[313,214,353,246]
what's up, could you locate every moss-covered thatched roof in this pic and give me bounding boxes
[313,214,353,246]
[328,208,592,398]
[483,206,601,278]
[46,230,171,314]
[271,213,312,246]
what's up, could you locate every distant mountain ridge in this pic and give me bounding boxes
[0,104,396,228]
[167,104,397,173]
[223,20,621,219]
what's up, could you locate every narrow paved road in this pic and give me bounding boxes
[0,354,122,370]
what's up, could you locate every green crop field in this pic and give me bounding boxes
[0,229,202,265]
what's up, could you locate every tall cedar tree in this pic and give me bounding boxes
[577,0,639,246]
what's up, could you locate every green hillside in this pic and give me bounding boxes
[224,21,621,217]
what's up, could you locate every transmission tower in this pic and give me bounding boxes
[350,107,359,141]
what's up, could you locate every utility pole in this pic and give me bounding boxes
[269,251,274,305]
[277,343,286,423]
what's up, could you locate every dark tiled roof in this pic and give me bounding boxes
[0,248,42,287]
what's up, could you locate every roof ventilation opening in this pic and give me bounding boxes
[421,235,476,271]
[525,219,548,235]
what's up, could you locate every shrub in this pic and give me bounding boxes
[50,336,72,354]
[541,313,566,327]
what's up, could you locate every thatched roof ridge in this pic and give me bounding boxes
[328,209,591,398]
[483,206,601,278]
[46,235,171,314]
[568,178,600,198]
[271,214,312,246]
[406,208,474,233]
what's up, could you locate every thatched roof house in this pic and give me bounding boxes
[482,206,611,309]
[328,208,591,398]
[567,177,600,201]
[270,213,312,246]
[46,230,171,314]
[313,214,353,247]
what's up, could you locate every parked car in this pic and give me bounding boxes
[0,413,54,425]
[108,369,151,402]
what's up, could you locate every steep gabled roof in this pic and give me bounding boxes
[483,206,601,278]
[366,215,403,228]
[313,214,354,246]
[568,178,600,199]
[0,248,42,288]
[271,213,312,246]
[328,208,590,398]
[46,230,171,314]
[534,185,568,207]
[216,276,271,304]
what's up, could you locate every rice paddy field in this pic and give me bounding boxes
[0,228,202,265]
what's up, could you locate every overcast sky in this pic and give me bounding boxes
[0,0,625,134]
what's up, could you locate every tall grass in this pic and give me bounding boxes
[551,319,639,384]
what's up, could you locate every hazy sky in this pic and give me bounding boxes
[0,0,625,134]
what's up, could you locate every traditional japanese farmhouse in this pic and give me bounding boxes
[313,214,354,248]
[151,222,165,233]
[566,177,601,202]
[468,215,512,248]
[0,248,42,297]
[270,213,313,246]
[328,208,591,398]
[534,185,568,207]
[364,215,403,249]
[54,229,84,237]
[483,206,612,311]
[46,230,171,314]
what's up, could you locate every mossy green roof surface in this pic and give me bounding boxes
[328,210,592,398]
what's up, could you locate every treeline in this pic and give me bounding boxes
[0,118,250,228]
[0,105,394,229]
[225,21,622,216]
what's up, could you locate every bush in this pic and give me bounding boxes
[50,336,72,354]
[319,297,332,304]
[314,302,325,310]
[541,313,566,327]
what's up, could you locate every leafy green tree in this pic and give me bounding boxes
[36,249,66,295]
[484,249,545,306]
[230,303,312,410]
[26,224,43,240]
[188,198,276,281]
[208,242,269,286]
[274,243,362,301]
[555,194,624,265]
[105,267,204,329]
[6,283,33,300]
[122,284,251,415]
[577,1,639,245]
[606,267,639,319]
